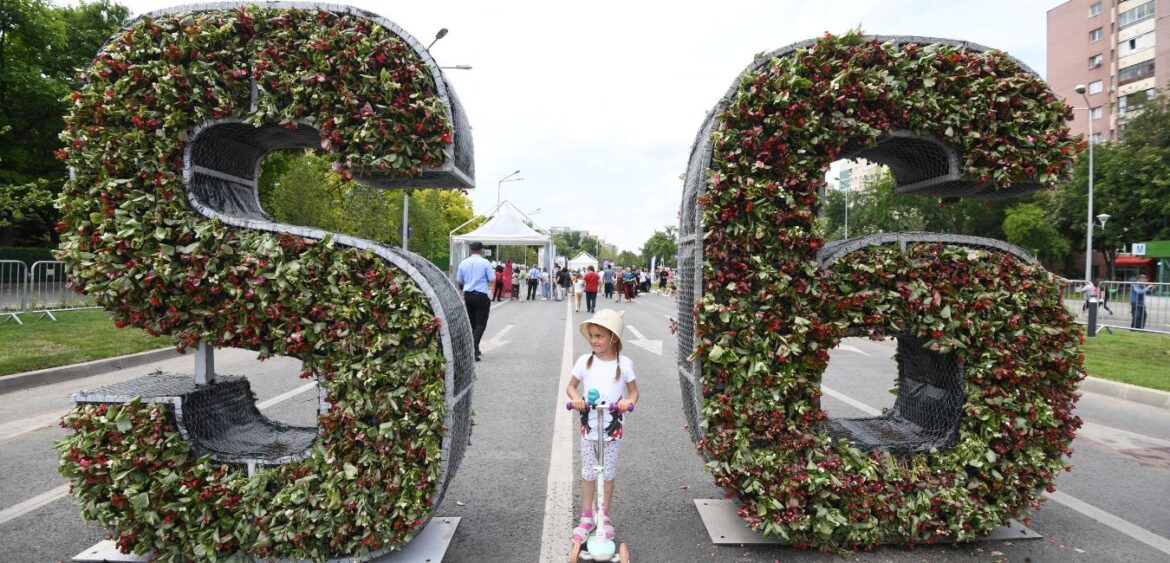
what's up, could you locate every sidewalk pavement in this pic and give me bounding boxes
[2,348,1167,411]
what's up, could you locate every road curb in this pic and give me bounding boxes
[0,348,181,395]
[1081,376,1170,411]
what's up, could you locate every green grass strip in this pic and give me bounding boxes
[1081,329,1170,392]
[0,309,169,377]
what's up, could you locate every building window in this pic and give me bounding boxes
[1090,132,1103,144]
[1091,106,1104,120]
[1088,80,1104,94]
[1119,88,1155,117]
[1089,27,1104,42]
[1119,60,1155,85]
[1118,31,1155,57]
[1089,54,1104,69]
[1090,2,1103,16]
[1119,1,1155,29]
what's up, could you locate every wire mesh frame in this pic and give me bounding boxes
[181,123,476,517]
[73,374,320,466]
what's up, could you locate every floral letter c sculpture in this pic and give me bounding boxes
[56,4,474,560]
[676,33,1084,551]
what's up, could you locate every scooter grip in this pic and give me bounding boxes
[609,402,634,413]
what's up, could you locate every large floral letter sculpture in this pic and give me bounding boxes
[676,34,1084,551]
[54,4,474,560]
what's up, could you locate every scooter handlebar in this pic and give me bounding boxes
[564,401,634,413]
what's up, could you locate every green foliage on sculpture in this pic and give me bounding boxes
[691,32,1083,551]
[54,5,467,560]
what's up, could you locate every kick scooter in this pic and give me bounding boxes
[566,389,632,562]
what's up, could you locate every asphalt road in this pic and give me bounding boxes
[1,291,1168,562]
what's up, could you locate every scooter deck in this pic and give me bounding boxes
[570,541,629,562]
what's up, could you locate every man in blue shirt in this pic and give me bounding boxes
[457,241,495,361]
[527,265,541,300]
[1130,274,1155,330]
[602,264,615,299]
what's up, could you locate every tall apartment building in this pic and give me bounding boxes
[1048,0,1162,142]
[829,158,888,191]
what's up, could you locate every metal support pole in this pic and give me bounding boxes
[844,182,849,239]
[1086,297,1099,337]
[1083,96,1098,337]
[194,341,215,385]
[402,190,410,251]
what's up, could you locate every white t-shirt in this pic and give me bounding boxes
[571,353,636,441]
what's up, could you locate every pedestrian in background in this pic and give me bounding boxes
[557,266,571,301]
[492,264,506,301]
[603,263,616,299]
[528,264,541,300]
[456,241,494,362]
[1130,274,1155,330]
[574,273,585,312]
[584,265,600,313]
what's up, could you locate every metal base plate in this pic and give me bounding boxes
[73,541,149,562]
[74,517,461,562]
[694,499,1041,545]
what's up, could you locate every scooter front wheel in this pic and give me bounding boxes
[619,543,629,562]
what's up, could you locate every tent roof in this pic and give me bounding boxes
[451,201,551,245]
[569,251,597,263]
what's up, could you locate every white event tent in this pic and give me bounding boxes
[567,251,599,272]
[449,201,556,280]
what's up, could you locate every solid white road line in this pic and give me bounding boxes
[0,410,66,442]
[834,343,871,356]
[1078,420,1170,450]
[0,378,316,525]
[538,297,575,562]
[822,384,1170,556]
[256,382,317,411]
[821,386,881,416]
[478,324,514,352]
[1043,490,1170,556]
[0,484,69,527]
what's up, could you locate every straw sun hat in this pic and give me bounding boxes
[579,309,625,340]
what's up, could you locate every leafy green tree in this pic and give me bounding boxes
[259,150,476,265]
[1002,202,1070,261]
[553,231,589,260]
[0,0,129,245]
[640,226,677,267]
[616,250,640,267]
[1046,92,1170,278]
[820,172,1017,242]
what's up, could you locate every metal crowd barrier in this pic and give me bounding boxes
[0,260,97,324]
[1059,279,1170,335]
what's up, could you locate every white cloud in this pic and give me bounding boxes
[118,0,1066,252]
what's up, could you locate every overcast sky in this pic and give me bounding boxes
[116,0,1067,252]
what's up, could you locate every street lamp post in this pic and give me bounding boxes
[497,170,523,204]
[843,180,850,240]
[1075,84,1098,335]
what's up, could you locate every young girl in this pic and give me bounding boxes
[565,309,639,544]
[573,273,585,312]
